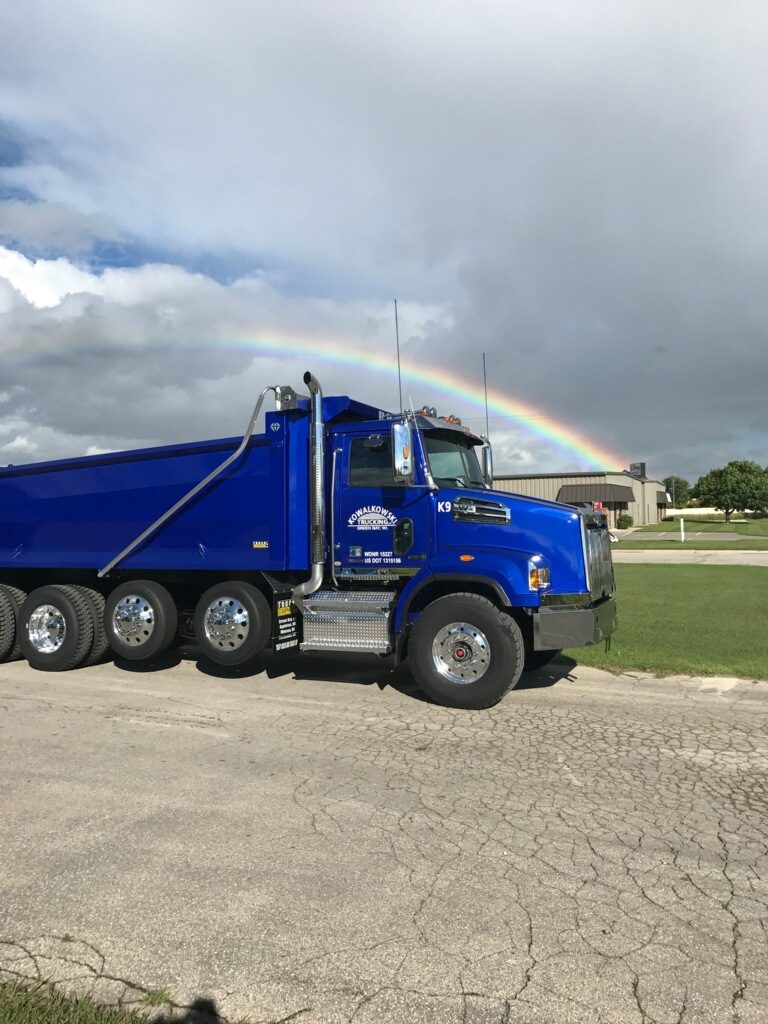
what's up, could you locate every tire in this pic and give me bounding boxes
[409,593,524,709]
[19,585,95,672]
[524,649,562,672]
[68,586,109,666]
[105,581,178,661]
[0,590,16,662]
[0,585,27,661]
[194,581,271,666]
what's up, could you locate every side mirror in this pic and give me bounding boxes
[392,422,413,483]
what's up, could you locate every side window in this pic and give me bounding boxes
[349,436,398,487]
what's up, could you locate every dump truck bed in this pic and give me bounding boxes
[0,428,305,573]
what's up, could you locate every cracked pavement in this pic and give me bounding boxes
[1,654,767,1023]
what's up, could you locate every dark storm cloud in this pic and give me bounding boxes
[0,250,447,463]
[0,1,766,477]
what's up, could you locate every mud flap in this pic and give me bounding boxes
[263,577,302,654]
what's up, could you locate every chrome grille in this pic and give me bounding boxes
[581,514,615,600]
[452,497,510,524]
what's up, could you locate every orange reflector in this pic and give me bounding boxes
[459,554,475,562]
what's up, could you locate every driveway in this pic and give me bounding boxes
[1,653,767,1023]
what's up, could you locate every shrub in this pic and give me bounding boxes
[617,513,633,529]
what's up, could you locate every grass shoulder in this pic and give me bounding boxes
[0,984,207,1024]
[0,984,144,1024]
[565,564,768,679]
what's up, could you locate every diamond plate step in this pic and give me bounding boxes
[301,590,395,653]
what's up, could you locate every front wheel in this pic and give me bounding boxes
[409,593,524,709]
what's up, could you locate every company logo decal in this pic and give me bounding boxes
[348,505,398,531]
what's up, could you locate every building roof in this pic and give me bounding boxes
[495,470,668,489]
[557,483,636,503]
[495,471,608,480]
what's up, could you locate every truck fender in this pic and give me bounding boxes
[394,572,513,635]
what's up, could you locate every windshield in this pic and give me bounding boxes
[423,430,486,489]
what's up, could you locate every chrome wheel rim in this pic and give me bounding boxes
[28,604,67,654]
[204,597,250,650]
[112,595,156,646]
[432,622,490,684]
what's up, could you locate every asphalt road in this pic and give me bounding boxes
[2,653,767,1024]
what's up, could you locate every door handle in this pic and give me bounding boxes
[393,518,414,556]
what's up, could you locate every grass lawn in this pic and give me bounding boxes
[565,565,768,679]
[0,985,144,1024]
[635,519,768,536]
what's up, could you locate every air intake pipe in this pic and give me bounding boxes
[293,371,326,605]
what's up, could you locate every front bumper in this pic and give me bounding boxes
[533,596,617,651]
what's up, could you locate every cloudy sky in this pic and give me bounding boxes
[0,0,766,481]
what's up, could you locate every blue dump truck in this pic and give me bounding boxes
[0,371,616,708]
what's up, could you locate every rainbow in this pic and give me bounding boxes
[225,331,624,469]
[7,328,624,468]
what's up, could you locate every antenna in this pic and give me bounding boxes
[482,352,490,440]
[394,299,403,415]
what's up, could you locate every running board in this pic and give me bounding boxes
[300,590,395,653]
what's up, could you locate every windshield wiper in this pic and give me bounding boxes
[435,476,468,488]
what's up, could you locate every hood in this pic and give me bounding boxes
[437,486,588,595]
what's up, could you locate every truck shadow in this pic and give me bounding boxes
[113,649,185,672]
[519,656,579,690]
[152,999,220,1023]
[195,648,579,702]
[114,646,577,703]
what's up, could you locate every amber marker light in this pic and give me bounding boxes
[528,563,551,590]
[459,554,474,562]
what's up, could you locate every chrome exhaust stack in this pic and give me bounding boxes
[293,371,326,605]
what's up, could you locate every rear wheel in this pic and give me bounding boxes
[0,590,16,662]
[194,582,270,666]
[105,581,178,661]
[20,585,95,671]
[0,585,26,661]
[409,593,524,709]
[69,586,109,665]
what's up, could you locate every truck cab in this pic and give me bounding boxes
[295,385,617,708]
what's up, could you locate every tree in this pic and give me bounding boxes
[663,475,690,507]
[691,461,768,522]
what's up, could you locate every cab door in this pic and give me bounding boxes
[332,429,431,580]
